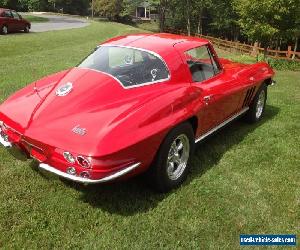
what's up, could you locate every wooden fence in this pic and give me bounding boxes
[164,28,300,62]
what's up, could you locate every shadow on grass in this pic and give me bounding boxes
[36,105,280,215]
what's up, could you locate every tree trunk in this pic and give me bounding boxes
[186,0,191,36]
[159,8,165,32]
[159,0,167,32]
[197,9,203,35]
[292,37,298,60]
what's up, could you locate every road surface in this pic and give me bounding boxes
[25,13,90,32]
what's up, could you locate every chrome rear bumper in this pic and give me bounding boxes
[39,162,141,184]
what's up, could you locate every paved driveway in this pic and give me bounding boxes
[25,14,90,32]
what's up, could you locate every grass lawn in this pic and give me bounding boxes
[22,15,49,23]
[0,22,299,249]
[135,20,160,32]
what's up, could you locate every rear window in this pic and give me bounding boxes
[78,46,170,88]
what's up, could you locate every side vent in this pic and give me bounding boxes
[242,87,256,107]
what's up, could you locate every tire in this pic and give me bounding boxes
[244,83,267,123]
[148,122,195,192]
[1,25,8,35]
[24,25,30,33]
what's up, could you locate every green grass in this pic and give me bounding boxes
[22,15,49,23]
[0,22,299,249]
[135,20,160,32]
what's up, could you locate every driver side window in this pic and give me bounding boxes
[185,45,220,83]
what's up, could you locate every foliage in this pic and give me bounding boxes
[265,58,300,71]
[233,0,300,48]
[93,0,123,20]
[0,0,90,15]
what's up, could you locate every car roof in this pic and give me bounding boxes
[101,33,209,58]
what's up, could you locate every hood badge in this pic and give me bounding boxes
[56,82,73,96]
[72,125,87,136]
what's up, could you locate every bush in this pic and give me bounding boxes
[265,58,300,71]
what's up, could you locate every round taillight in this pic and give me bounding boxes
[63,152,76,164]
[80,171,90,179]
[77,156,91,168]
[66,167,76,175]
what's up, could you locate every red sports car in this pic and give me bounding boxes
[0,8,31,34]
[0,33,275,192]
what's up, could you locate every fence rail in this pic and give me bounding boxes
[164,28,300,62]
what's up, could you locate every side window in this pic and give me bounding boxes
[4,11,12,18]
[185,46,220,83]
[11,11,20,19]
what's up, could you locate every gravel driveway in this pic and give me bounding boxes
[25,14,90,32]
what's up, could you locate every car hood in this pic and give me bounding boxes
[2,68,174,156]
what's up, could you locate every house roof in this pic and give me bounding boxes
[138,1,151,8]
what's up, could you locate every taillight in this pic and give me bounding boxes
[63,152,76,164]
[77,156,91,168]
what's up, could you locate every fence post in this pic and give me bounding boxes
[251,42,259,57]
[287,46,292,58]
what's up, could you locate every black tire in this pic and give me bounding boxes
[1,25,8,35]
[24,25,30,33]
[148,122,195,192]
[244,83,267,123]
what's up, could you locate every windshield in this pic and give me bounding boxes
[78,46,170,88]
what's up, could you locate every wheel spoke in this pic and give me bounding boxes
[167,162,175,175]
[177,142,184,151]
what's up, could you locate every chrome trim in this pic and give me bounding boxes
[78,44,171,90]
[195,107,249,143]
[0,127,12,148]
[38,162,141,184]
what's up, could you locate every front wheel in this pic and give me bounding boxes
[148,122,195,192]
[24,25,30,33]
[244,83,267,123]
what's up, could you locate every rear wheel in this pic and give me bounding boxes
[244,83,267,123]
[1,25,8,35]
[148,122,195,192]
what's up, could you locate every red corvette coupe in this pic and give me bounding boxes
[0,8,31,34]
[0,33,275,192]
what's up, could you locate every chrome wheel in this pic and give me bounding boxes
[256,90,265,119]
[167,134,190,181]
[2,26,8,35]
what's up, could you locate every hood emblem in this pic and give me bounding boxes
[72,125,87,136]
[56,82,73,96]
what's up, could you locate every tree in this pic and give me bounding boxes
[234,0,300,58]
[158,0,170,32]
[94,0,123,20]
[192,0,212,35]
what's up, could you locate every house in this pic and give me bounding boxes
[134,1,158,21]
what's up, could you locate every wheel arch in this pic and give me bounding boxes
[187,116,198,136]
[264,78,273,86]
